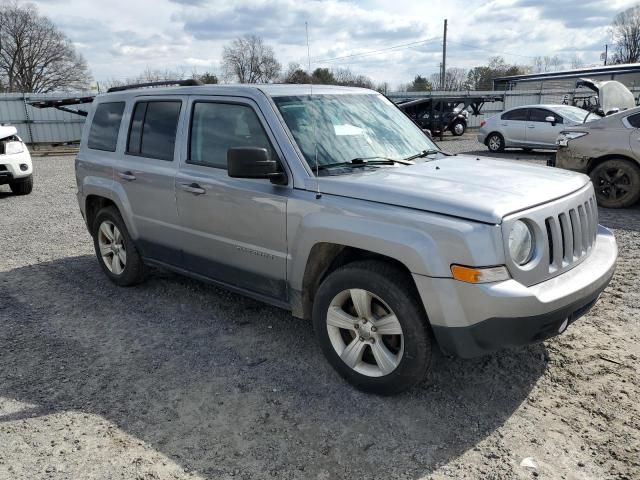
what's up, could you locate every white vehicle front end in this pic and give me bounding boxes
[0,126,33,190]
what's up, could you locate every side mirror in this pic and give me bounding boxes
[545,115,556,124]
[227,147,286,185]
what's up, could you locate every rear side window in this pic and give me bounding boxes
[627,113,640,128]
[127,101,182,161]
[88,102,125,152]
[188,102,276,169]
[501,109,528,121]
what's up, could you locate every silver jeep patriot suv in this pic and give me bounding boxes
[75,82,618,394]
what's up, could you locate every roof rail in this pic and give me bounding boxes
[107,79,203,93]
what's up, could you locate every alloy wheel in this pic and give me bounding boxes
[97,220,127,275]
[595,167,632,201]
[326,288,404,377]
[489,135,501,151]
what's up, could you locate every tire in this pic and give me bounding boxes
[451,120,466,136]
[590,158,640,208]
[92,206,145,286]
[9,175,33,195]
[312,260,432,395]
[487,132,505,152]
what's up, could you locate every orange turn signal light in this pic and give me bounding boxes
[450,265,510,284]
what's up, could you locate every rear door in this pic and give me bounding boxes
[175,96,289,300]
[111,96,186,264]
[499,108,528,146]
[525,108,564,148]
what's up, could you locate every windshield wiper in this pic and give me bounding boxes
[316,156,413,171]
[403,149,442,161]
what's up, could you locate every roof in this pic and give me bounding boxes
[494,63,640,83]
[96,83,374,100]
[505,104,587,110]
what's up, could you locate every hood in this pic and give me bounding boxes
[317,155,589,224]
[576,78,636,114]
[0,125,18,140]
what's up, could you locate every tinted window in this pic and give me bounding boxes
[529,108,562,124]
[501,108,528,121]
[189,102,276,169]
[627,113,640,128]
[127,101,181,161]
[88,102,125,151]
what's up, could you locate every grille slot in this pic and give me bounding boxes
[544,195,597,271]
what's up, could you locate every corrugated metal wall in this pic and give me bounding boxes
[2,87,640,144]
[0,92,90,144]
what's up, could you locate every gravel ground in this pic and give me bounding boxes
[1,140,639,480]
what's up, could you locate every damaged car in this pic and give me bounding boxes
[553,106,640,208]
[0,125,33,195]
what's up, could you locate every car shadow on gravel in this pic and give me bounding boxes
[0,255,548,479]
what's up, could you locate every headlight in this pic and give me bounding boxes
[509,220,534,265]
[556,131,588,147]
[4,141,24,155]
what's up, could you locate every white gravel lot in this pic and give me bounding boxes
[0,140,638,480]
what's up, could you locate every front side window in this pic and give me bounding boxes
[127,101,182,161]
[188,102,276,169]
[501,109,528,121]
[272,94,438,172]
[88,102,125,152]
[627,113,640,128]
[529,108,562,124]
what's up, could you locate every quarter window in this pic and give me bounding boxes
[501,109,528,121]
[127,101,182,161]
[188,102,276,169]
[88,102,125,152]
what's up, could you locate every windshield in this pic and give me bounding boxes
[272,94,438,172]
[555,105,601,123]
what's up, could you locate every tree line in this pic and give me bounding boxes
[3,0,640,94]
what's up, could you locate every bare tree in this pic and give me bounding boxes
[282,62,310,83]
[222,35,281,83]
[430,67,468,91]
[611,5,640,64]
[0,1,91,92]
[531,55,565,73]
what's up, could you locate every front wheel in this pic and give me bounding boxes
[487,132,505,152]
[312,260,432,395]
[590,158,640,208]
[9,175,33,195]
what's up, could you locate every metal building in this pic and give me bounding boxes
[493,63,640,91]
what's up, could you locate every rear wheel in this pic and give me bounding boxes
[9,175,33,195]
[92,206,145,286]
[487,132,505,152]
[312,260,432,395]
[590,158,640,208]
[451,120,466,136]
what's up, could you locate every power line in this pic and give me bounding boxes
[314,36,442,63]
[447,40,538,59]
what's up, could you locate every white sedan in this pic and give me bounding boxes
[477,104,598,153]
[0,125,33,195]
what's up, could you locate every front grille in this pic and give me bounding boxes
[0,165,7,171]
[544,194,597,272]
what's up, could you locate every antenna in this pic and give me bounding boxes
[306,21,321,200]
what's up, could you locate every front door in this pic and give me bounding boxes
[175,97,289,300]
[525,108,564,148]
[499,107,528,146]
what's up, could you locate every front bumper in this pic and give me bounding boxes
[414,225,617,358]
[0,150,33,184]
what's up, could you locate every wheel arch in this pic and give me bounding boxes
[485,131,504,146]
[295,243,420,321]
[587,154,640,174]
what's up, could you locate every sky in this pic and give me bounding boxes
[29,0,640,88]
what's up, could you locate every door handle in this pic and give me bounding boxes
[180,182,206,195]
[527,125,535,129]
[118,171,136,181]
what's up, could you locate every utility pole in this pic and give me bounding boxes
[604,44,608,66]
[441,19,448,90]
